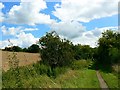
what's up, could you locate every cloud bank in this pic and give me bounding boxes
[0,0,119,48]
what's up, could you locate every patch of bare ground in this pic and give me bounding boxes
[96,70,109,90]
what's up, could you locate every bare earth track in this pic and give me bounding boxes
[96,70,109,90]
[1,51,40,71]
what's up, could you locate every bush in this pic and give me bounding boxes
[27,44,40,53]
[71,60,92,70]
[39,31,74,68]
[33,62,68,78]
[33,63,49,75]
[4,46,22,52]
[52,67,68,78]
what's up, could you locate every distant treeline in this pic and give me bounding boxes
[2,44,40,53]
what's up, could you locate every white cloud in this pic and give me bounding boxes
[51,0,119,47]
[0,3,4,22]
[51,20,118,47]
[71,35,98,48]
[1,25,39,48]
[4,0,54,25]
[71,26,118,47]
[53,0,118,22]
[1,25,39,36]
[1,26,21,36]
[51,21,85,39]
[0,25,118,49]
[92,26,118,37]
[0,32,39,49]
[15,32,39,47]
[1,0,119,49]
[23,28,38,31]
[0,40,9,49]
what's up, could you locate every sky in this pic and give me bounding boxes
[0,0,119,49]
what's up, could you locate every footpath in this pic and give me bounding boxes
[96,70,109,90]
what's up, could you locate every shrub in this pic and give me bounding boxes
[33,63,49,75]
[33,62,68,78]
[39,31,74,68]
[52,67,68,78]
[27,44,40,53]
[71,60,91,70]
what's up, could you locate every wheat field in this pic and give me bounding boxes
[1,51,40,71]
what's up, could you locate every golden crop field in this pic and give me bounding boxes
[1,51,40,71]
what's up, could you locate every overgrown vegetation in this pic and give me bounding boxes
[2,61,99,88]
[100,71,119,88]
[39,31,74,68]
[94,30,120,67]
[2,30,120,88]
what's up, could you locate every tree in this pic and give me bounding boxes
[73,44,94,60]
[22,48,28,52]
[96,30,120,66]
[4,47,12,51]
[12,46,22,52]
[4,46,22,52]
[27,44,40,53]
[39,31,74,68]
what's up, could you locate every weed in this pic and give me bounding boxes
[5,39,22,87]
[71,60,92,70]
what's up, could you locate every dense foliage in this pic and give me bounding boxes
[72,44,94,60]
[4,46,22,52]
[39,31,74,68]
[3,44,40,53]
[94,30,120,66]
[39,30,120,70]
[2,30,119,88]
[3,30,120,69]
[27,44,40,53]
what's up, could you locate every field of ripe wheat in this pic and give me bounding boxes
[1,51,40,71]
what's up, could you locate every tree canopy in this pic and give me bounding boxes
[27,44,40,53]
[95,30,120,65]
[39,31,74,68]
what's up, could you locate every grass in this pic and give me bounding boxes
[2,64,100,88]
[100,71,119,88]
[2,59,119,88]
[55,69,100,88]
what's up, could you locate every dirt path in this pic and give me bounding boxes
[96,70,109,90]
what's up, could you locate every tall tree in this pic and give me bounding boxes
[96,30,120,65]
[28,44,40,53]
[39,31,74,68]
[73,44,94,60]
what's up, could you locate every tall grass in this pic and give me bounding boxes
[2,66,100,88]
[71,59,93,70]
[2,59,97,88]
[100,71,119,88]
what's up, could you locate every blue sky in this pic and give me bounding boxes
[0,0,118,48]
[1,1,61,40]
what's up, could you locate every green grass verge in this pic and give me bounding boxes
[2,68,100,88]
[100,71,119,88]
[55,69,100,88]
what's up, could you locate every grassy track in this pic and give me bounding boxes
[2,69,100,88]
[55,69,100,88]
[100,71,119,88]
